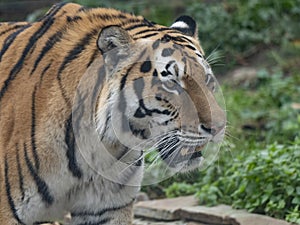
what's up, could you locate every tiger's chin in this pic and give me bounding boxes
[162,145,205,173]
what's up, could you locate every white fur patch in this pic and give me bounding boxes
[171,21,189,29]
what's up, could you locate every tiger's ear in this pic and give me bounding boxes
[97,25,133,54]
[170,15,198,38]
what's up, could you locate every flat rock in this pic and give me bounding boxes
[180,204,291,225]
[134,196,198,221]
[134,218,207,225]
[227,211,292,225]
[180,205,233,224]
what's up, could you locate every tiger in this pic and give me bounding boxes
[0,2,226,225]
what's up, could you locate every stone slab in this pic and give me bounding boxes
[134,219,207,225]
[180,204,292,225]
[227,211,292,225]
[134,196,198,221]
[180,205,233,224]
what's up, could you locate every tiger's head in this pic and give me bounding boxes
[95,16,226,172]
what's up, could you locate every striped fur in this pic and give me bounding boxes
[0,3,226,224]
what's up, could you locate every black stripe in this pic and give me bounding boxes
[58,29,98,76]
[129,120,148,139]
[72,89,87,132]
[16,144,25,201]
[119,65,137,132]
[40,2,67,21]
[133,28,157,36]
[57,29,98,104]
[24,143,54,205]
[95,13,128,21]
[65,114,83,179]
[66,15,82,23]
[0,24,27,37]
[91,65,105,106]
[115,146,129,161]
[4,155,26,225]
[78,6,86,12]
[31,85,40,171]
[135,32,159,39]
[158,27,176,32]
[118,60,145,134]
[10,13,55,74]
[135,152,143,166]
[173,35,194,45]
[86,49,99,68]
[100,109,111,141]
[31,3,89,76]
[143,18,155,27]
[31,31,63,75]
[0,24,31,62]
[125,23,149,31]
[33,221,53,225]
[0,4,62,104]
[133,76,171,119]
[123,18,148,26]
[119,48,147,90]
[196,52,203,58]
[120,72,129,91]
[71,199,134,217]
[77,218,111,225]
[39,62,52,86]
[185,44,197,51]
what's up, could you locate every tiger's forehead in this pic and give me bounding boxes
[137,35,203,62]
[145,33,204,55]
[138,37,208,74]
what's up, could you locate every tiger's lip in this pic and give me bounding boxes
[161,144,205,167]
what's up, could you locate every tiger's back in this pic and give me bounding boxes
[0,2,226,225]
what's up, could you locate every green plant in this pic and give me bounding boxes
[164,182,197,198]
[185,0,300,68]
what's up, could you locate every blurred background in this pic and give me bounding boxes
[1,0,299,223]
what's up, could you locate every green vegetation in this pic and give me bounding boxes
[186,0,300,68]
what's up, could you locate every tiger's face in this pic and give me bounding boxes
[96,18,226,172]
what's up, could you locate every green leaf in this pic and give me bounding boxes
[286,186,295,196]
[296,187,300,195]
[292,197,300,205]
